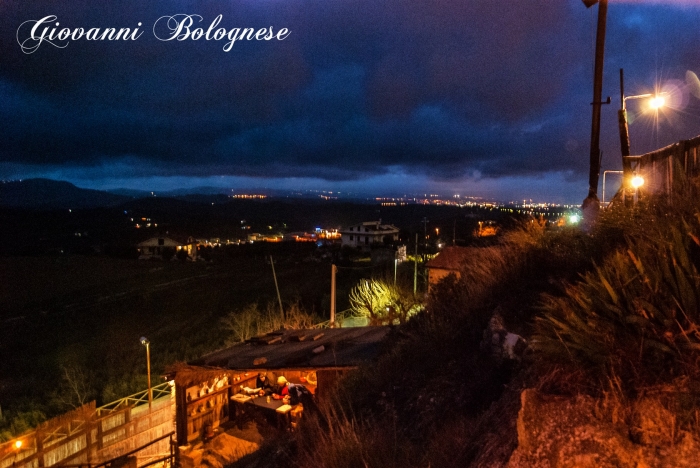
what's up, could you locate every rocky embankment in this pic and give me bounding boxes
[507,389,700,468]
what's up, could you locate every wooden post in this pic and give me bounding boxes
[169,433,175,467]
[413,234,418,296]
[270,255,284,323]
[146,343,152,411]
[330,265,337,327]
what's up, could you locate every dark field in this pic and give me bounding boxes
[0,196,510,433]
[0,243,390,412]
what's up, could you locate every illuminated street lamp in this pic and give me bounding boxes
[649,96,665,110]
[618,68,665,199]
[140,337,152,410]
[631,174,644,189]
[631,173,644,205]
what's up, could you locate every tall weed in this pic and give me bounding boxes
[535,186,700,391]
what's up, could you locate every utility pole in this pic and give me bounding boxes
[421,217,428,249]
[618,68,632,205]
[270,255,284,324]
[413,233,418,296]
[582,0,609,223]
[330,264,337,327]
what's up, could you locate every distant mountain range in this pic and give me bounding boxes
[0,178,508,211]
[106,186,235,197]
[0,179,131,209]
[0,179,380,210]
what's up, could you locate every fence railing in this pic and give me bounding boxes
[96,382,173,416]
[634,135,700,196]
[0,383,175,468]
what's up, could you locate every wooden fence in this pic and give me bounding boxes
[0,383,175,468]
[634,135,700,196]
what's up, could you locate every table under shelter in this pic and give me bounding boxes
[168,326,393,446]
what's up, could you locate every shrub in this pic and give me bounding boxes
[348,279,423,325]
[534,190,700,391]
[221,301,320,343]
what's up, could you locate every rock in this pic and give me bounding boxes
[184,433,260,468]
[507,388,700,468]
[180,448,203,468]
[630,397,674,447]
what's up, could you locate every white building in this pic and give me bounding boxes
[340,221,400,248]
[137,236,199,260]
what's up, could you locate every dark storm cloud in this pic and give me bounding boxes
[1,0,699,184]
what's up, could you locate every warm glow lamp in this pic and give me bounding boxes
[649,96,665,110]
[140,337,152,409]
[631,175,644,189]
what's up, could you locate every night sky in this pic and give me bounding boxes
[2,0,699,203]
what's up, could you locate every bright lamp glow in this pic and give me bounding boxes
[631,175,645,189]
[649,96,665,110]
[14,440,22,449]
[569,214,580,224]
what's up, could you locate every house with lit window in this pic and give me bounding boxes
[340,221,399,249]
[137,236,199,260]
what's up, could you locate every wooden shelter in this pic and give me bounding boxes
[425,246,474,292]
[168,326,393,445]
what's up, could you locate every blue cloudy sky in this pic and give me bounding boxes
[1,0,699,203]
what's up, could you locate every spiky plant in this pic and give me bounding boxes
[535,196,700,389]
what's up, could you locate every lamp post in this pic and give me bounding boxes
[140,337,152,410]
[631,173,645,205]
[618,68,665,202]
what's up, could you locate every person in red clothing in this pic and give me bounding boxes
[272,375,290,400]
[273,375,317,410]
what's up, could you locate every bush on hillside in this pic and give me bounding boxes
[348,279,423,325]
[221,301,319,343]
[535,185,700,391]
[291,223,557,467]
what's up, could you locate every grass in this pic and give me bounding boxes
[279,195,700,466]
[534,187,700,391]
[282,222,583,467]
[530,180,700,451]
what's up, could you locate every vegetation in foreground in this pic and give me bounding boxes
[244,181,700,467]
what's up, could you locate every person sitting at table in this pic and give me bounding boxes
[272,376,290,400]
[273,376,317,413]
[286,382,315,408]
[256,372,274,396]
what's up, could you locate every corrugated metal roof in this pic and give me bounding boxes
[425,246,475,271]
[190,326,393,371]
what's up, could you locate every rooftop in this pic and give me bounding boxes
[341,221,399,233]
[425,246,475,271]
[189,326,393,371]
